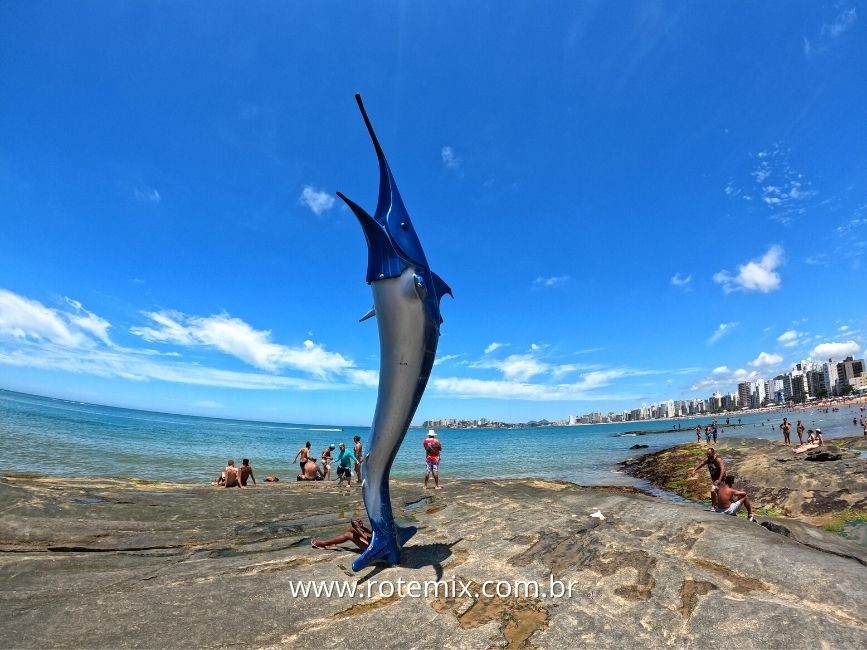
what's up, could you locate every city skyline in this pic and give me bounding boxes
[1,4,866,425]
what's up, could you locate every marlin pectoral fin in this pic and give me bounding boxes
[396,524,417,548]
[431,272,453,303]
[359,307,376,322]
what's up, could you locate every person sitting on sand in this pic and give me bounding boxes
[321,444,335,481]
[223,459,242,488]
[239,458,256,486]
[715,475,757,522]
[690,447,725,509]
[297,458,323,481]
[335,442,358,487]
[311,519,371,550]
[292,442,313,473]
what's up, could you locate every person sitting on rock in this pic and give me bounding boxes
[715,475,756,522]
[297,458,323,481]
[239,458,256,486]
[814,428,824,446]
[222,459,242,488]
[311,519,371,550]
[690,447,725,510]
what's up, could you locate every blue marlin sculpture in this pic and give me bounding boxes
[337,94,452,571]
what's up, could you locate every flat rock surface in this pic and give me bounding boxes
[1,474,866,648]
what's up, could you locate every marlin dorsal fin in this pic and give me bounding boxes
[431,272,453,304]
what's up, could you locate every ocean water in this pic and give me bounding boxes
[1,389,864,486]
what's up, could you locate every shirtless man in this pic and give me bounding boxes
[690,447,725,509]
[292,441,313,473]
[321,444,335,481]
[239,458,256,486]
[796,420,805,445]
[297,458,323,481]
[779,417,791,446]
[353,435,363,485]
[223,459,243,488]
[715,475,757,522]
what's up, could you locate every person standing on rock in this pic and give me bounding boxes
[715,475,757,522]
[796,420,805,445]
[690,448,725,509]
[292,441,313,472]
[779,418,791,446]
[321,444,335,481]
[423,430,442,490]
[695,425,701,442]
[353,435,364,485]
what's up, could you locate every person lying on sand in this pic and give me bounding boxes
[715,475,757,522]
[264,475,280,482]
[311,519,371,550]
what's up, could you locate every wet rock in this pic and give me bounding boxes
[629,444,649,450]
[0,475,865,647]
[804,446,843,462]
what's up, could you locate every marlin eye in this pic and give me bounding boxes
[400,222,408,230]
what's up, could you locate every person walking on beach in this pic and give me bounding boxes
[715,475,757,522]
[321,444,335,481]
[695,425,701,442]
[796,420,805,445]
[353,435,364,485]
[292,441,313,472]
[239,458,256,486]
[423,430,442,489]
[779,418,791,446]
[690,448,725,509]
[712,423,718,445]
[335,443,358,487]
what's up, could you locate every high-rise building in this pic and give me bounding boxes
[836,356,866,391]
[737,382,752,408]
[823,360,840,396]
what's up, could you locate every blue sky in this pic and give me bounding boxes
[1,2,866,425]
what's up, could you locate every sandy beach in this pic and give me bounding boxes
[2,436,867,649]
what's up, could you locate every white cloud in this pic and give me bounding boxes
[839,325,850,332]
[748,352,783,367]
[776,329,803,348]
[488,353,549,382]
[0,289,102,348]
[670,273,692,290]
[707,322,739,345]
[533,275,570,288]
[441,146,460,170]
[484,342,505,354]
[433,353,464,366]
[822,7,857,39]
[713,245,783,294]
[131,310,351,378]
[811,340,861,360]
[299,186,335,215]
[689,367,760,393]
[712,366,730,375]
[134,187,161,203]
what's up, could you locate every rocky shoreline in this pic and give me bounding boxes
[2,470,866,648]
[620,436,867,544]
